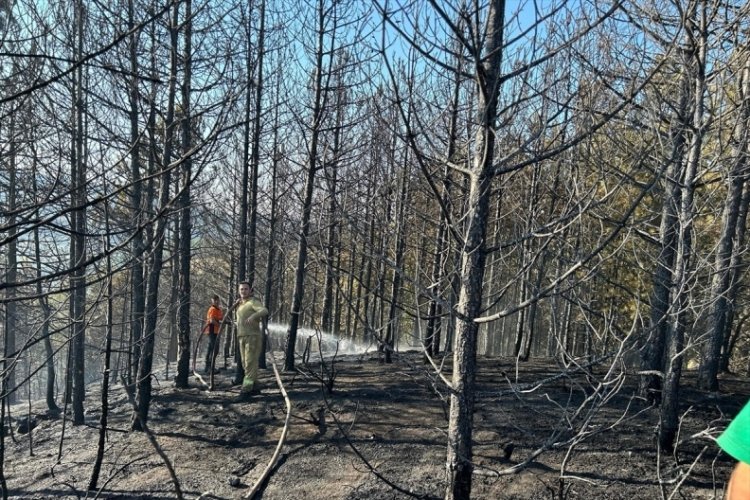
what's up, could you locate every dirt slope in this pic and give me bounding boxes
[3,353,745,499]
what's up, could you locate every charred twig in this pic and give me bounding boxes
[476,353,618,399]
[90,453,151,499]
[299,329,339,394]
[323,393,437,499]
[667,445,709,500]
[288,405,327,434]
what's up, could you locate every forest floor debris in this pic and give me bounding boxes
[3,352,746,499]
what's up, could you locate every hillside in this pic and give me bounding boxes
[3,352,745,499]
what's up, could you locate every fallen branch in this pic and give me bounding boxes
[192,330,211,390]
[245,355,291,499]
[193,371,209,388]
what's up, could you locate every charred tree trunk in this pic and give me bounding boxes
[284,0,329,372]
[174,0,193,389]
[639,72,688,403]
[699,50,750,390]
[385,146,410,364]
[321,106,343,335]
[659,3,706,451]
[720,183,750,372]
[237,0,254,286]
[167,221,180,373]
[425,38,461,360]
[32,164,60,415]
[70,0,88,425]
[4,113,18,406]
[445,2,504,498]
[132,0,179,431]
[247,0,266,292]
[262,61,281,371]
[128,0,146,389]
[88,184,115,491]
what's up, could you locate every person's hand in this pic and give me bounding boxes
[727,461,750,499]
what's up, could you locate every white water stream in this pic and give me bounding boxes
[265,323,375,357]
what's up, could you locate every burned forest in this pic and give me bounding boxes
[1,1,750,499]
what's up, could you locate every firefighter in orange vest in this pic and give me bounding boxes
[202,295,224,373]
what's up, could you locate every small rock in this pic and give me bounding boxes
[228,476,241,487]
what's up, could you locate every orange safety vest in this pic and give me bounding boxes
[203,305,224,334]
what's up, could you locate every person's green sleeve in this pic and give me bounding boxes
[718,400,750,464]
